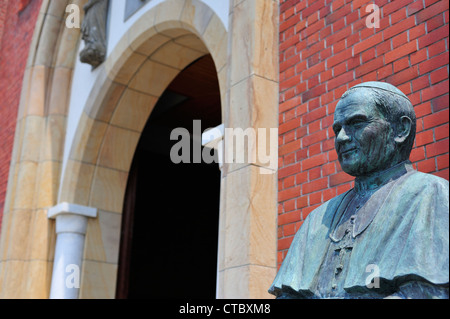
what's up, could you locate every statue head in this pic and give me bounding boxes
[333,81,416,177]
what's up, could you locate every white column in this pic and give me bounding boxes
[48,202,97,299]
[202,124,224,298]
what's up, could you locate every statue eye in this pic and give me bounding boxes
[332,125,341,136]
[349,117,367,126]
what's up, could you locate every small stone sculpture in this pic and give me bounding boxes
[79,0,108,69]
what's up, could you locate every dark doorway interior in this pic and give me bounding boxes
[116,55,222,299]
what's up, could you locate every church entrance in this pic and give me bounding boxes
[115,55,222,299]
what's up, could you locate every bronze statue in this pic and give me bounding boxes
[269,81,449,299]
[79,0,109,69]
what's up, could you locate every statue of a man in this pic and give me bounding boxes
[269,81,449,299]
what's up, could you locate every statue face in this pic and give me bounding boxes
[333,90,397,177]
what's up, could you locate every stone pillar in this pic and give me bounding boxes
[48,202,97,299]
[217,0,279,299]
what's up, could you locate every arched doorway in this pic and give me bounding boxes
[116,55,222,298]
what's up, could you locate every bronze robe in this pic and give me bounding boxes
[269,162,449,299]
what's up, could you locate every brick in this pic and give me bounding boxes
[280,74,302,91]
[302,106,327,124]
[428,40,447,58]
[308,161,322,176]
[393,56,410,73]
[301,153,328,171]
[309,191,322,205]
[417,158,436,173]
[385,41,417,64]
[376,40,393,57]
[280,54,300,73]
[308,143,322,156]
[426,139,449,157]
[279,161,301,179]
[326,26,352,47]
[409,24,426,41]
[353,0,372,10]
[407,0,424,16]
[302,129,328,147]
[302,84,326,103]
[419,53,449,75]
[410,48,427,65]
[427,14,444,33]
[437,154,449,170]
[386,65,419,86]
[327,48,352,68]
[415,130,434,146]
[279,186,302,202]
[325,4,352,24]
[302,177,328,194]
[301,0,326,19]
[384,0,413,16]
[412,75,430,92]
[279,118,301,134]
[278,236,294,250]
[282,223,297,237]
[355,56,385,77]
[430,67,449,85]
[410,146,426,162]
[384,17,416,40]
[280,14,300,32]
[392,32,409,49]
[283,198,296,212]
[431,94,449,112]
[418,26,449,49]
[435,123,450,141]
[423,109,449,129]
[414,102,432,118]
[302,61,325,80]
[416,0,449,23]
[422,80,449,102]
[353,32,383,54]
[279,139,301,156]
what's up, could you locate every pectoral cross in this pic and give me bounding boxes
[334,227,354,276]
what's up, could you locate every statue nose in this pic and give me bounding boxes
[336,127,352,144]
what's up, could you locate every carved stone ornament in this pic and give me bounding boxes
[79,0,109,69]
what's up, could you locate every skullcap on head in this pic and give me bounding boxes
[347,81,410,101]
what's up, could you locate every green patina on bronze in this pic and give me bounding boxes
[269,81,449,299]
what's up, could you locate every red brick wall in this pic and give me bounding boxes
[0,0,42,231]
[278,0,449,268]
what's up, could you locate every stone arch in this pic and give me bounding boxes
[58,0,228,298]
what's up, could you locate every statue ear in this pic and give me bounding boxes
[394,116,412,144]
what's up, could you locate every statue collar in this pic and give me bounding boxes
[354,161,413,196]
[330,161,414,242]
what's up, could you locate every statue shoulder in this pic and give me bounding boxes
[403,170,449,194]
